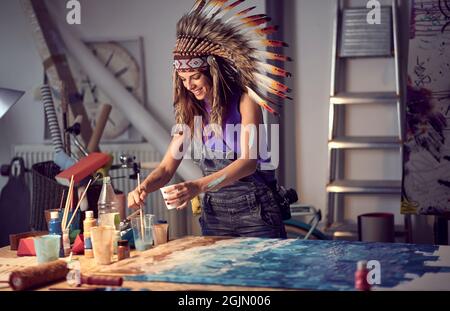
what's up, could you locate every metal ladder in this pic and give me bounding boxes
[326,0,405,240]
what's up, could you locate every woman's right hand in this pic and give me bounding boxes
[127,185,148,209]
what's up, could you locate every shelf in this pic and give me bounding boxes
[329,136,402,149]
[330,92,399,104]
[326,180,401,194]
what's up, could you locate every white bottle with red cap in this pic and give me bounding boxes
[355,260,371,291]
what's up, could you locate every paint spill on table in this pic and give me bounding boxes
[117,238,450,290]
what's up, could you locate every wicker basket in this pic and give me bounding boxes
[31,161,103,231]
[31,161,76,230]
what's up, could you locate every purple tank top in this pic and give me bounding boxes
[202,92,271,165]
[203,91,242,154]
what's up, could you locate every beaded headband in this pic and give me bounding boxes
[173,55,209,72]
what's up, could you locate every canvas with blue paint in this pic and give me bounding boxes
[103,237,450,291]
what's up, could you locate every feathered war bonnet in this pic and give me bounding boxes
[173,0,292,115]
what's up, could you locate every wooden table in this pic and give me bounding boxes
[0,236,278,291]
[2,236,450,291]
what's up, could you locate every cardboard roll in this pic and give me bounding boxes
[358,213,395,243]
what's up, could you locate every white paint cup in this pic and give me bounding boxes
[90,226,114,265]
[160,185,179,210]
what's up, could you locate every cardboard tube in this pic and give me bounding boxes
[87,104,112,153]
[358,213,395,243]
[152,223,169,245]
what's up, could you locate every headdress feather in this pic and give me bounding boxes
[174,0,292,114]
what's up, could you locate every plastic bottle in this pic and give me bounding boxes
[83,211,97,258]
[48,211,64,257]
[97,176,120,230]
[355,260,371,291]
[48,211,62,235]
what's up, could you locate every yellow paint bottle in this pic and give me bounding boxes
[83,211,97,258]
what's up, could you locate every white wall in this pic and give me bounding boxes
[284,0,401,222]
[282,0,434,242]
[0,0,264,189]
[72,0,264,129]
[0,0,44,190]
[283,0,334,220]
[0,0,436,242]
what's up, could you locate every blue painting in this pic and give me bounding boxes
[117,237,450,291]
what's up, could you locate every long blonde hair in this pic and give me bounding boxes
[173,56,244,135]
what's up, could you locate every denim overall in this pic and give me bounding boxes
[194,144,287,238]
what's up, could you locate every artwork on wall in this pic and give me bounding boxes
[402,0,450,215]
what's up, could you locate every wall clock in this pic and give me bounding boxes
[68,41,143,140]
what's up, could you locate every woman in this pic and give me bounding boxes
[128,0,292,238]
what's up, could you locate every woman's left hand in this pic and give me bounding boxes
[164,181,202,210]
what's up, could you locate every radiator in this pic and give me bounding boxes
[13,143,175,222]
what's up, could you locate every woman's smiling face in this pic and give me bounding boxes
[178,70,211,101]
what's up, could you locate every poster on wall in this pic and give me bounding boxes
[402,0,450,215]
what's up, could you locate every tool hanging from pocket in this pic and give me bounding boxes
[254,170,297,221]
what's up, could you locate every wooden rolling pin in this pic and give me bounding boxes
[9,260,69,291]
[8,261,123,290]
[87,103,112,153]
